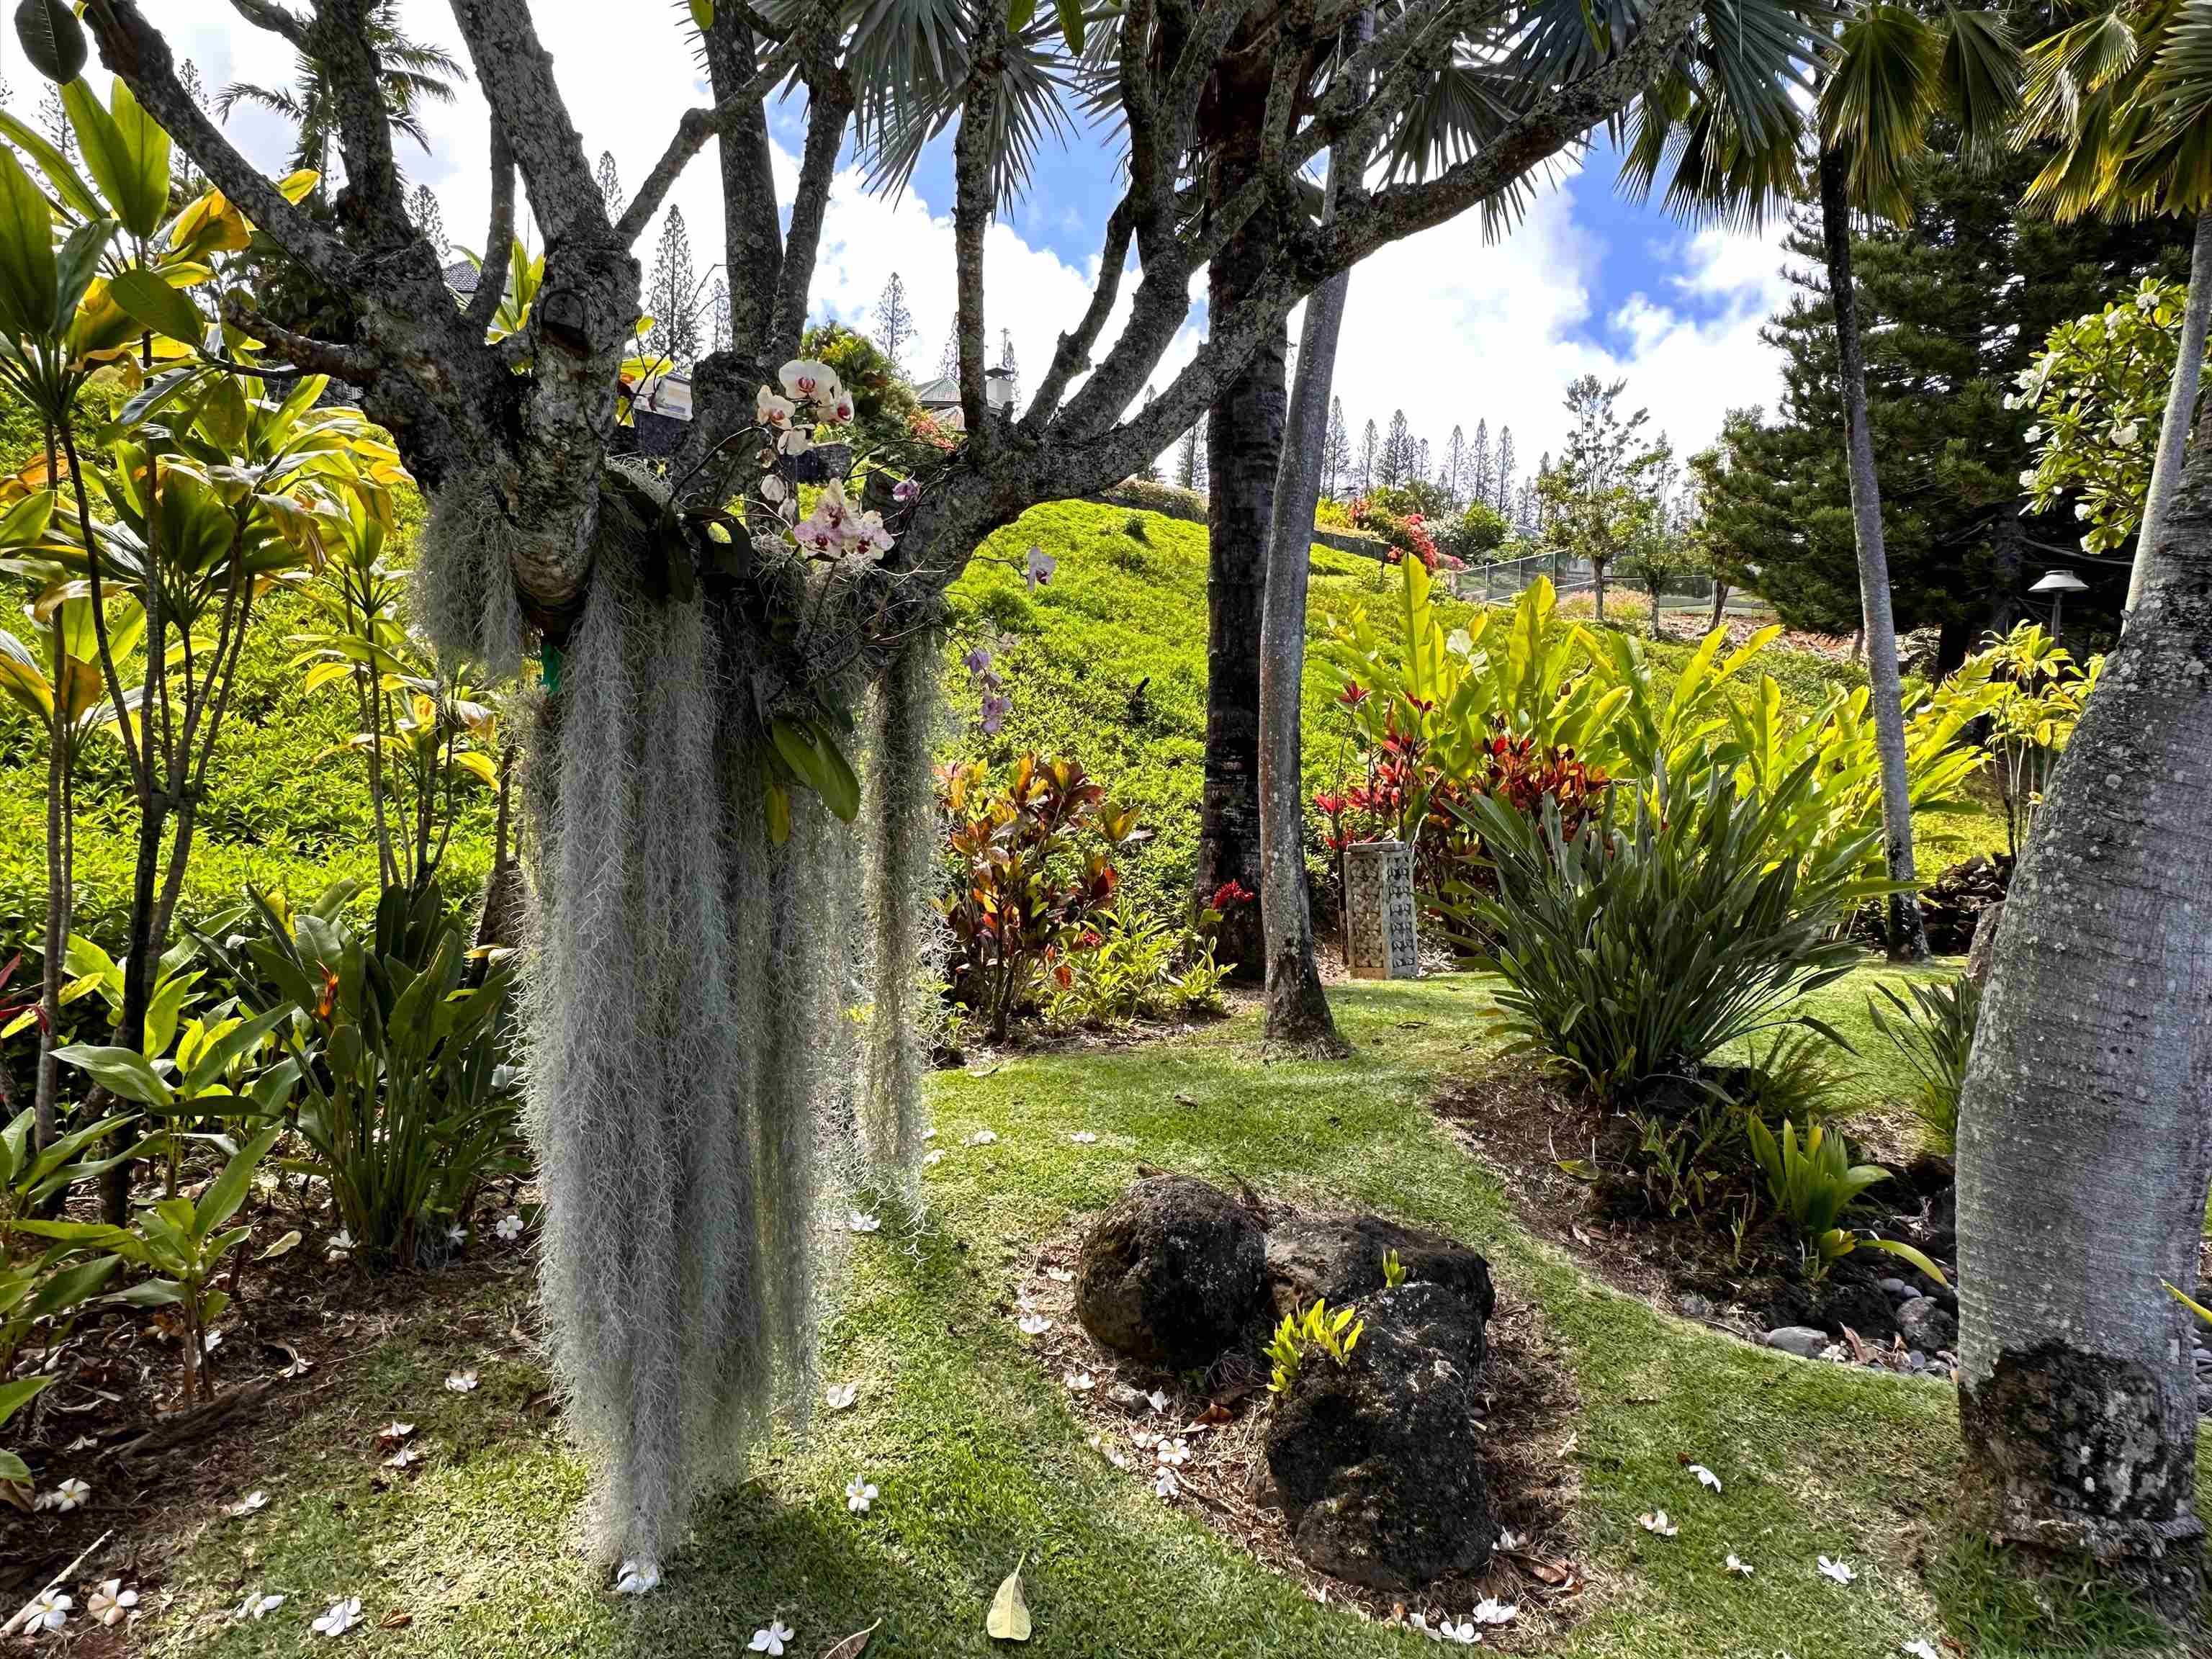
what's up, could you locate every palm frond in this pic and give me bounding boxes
[1936,6,2021,166]
[1821,2,1944,224]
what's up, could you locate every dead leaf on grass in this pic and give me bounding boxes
[986,1553,1032,1642]
[822,1619,882,1658]
[256,1231,302,1262]
[379,1608,413,1629]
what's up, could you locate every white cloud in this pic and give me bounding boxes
[22,4,1783,467]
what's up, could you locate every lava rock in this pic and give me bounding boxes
[1264,1213,1495,1354]
[1264,1282,1493,1589]
[1896,1296,1959,1354]
[1878,1277,1914,1302]
[1820,1281,1900,1344]
[1075,1174,1267,1370]
[1765,1326,1830,1359]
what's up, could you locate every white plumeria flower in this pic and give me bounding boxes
[495,1214,524,1241]
[1470,1597,1516,1626]
[25,1590,71,1632]
[1818,1555,1856,1585]
[446,1369,479,1393]
[1064,1370,1095,1393]
[968,1128,997,1146]
[615,1560,661,1596]
[1146,1389,1169,1415]
[326,1227,355,1264]
[2113,421,2140,446]
[1497,1529,1521,1551]
[1089,1434,1130,1470]
[2023,425,2041,443]
[226,1490,271,1517]
[845,1475,878,1514]
[89,1578,139,1627]
[1688,1463,1722,1493]
[446,1224,467,1245]
[1070,1131,1097,1144]
[1725,1553,1753,1576]
[1131,1429,1159,1450]
[311,1596,364,1637]
[1154,1467,1180,1498]
[203,1328,225,1354]
[824,1382,858,1411]
[1439,1615,1478,1644]
[1017,1313,1052,1336]
[1902,1642,1941,1659]
[1156,1439,1190,1466]
[750,1618,794,1655]
[922,1149,945,1166]
[39,1475,91,1512]
[1045,1267,1074,1283]
[847,1210,882,1234]
[378,1421,415,1442]
[233,1591,286,1620]
[385,1444,424,1469]
[1637,1510,1678,1537]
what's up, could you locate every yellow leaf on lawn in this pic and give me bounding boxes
[986,1554,1032,1642]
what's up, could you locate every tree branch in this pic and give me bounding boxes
[952,24,1004,450]
[448,0,605,244]
[317,0,410,233]
[613,30,811,247]
[1020,197,1134,436]
[84,1,354,285]
[465,118,516,338]
[226,0,306,46]
[768,68,853,359]
[219,294,366,380]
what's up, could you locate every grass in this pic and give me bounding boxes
[138,966,2193,1659]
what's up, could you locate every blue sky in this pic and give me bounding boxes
[15,5,1798,467]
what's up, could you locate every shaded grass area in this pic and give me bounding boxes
[138,968,2196,1658]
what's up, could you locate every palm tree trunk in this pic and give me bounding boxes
[1818,148,1927,963]
[1954,387,2212,1616]
[2128,207,2212,616]
[1256,10,1368,1055]
[1196,71,1282,983]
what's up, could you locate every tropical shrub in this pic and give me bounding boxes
[1943,624,2100,858]
[1,1106,132,1377]
[1745,1116,1946,1287]
[1437,500,1509,565]
[1869,974,1982,1156]
[1264,1297,1364,1393]
[937,755,1142,1040]
[1349,496,1449,570]
[1457,760,1889,1102]
[1039,884,1243,1029]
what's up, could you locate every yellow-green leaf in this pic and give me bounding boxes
[0,146,58,341]
[107,267,205,348]
[985,1555,1032,1642]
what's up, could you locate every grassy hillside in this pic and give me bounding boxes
[0,494,2002,961]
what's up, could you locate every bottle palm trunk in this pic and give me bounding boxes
[1817,148,1928,962]
[1954,388,2212,1613]
[2128,207,2212,615]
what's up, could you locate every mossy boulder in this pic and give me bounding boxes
[1074,1174,1267,1370]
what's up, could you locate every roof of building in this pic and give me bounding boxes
[441,257,480,296]
[912,374,961,409]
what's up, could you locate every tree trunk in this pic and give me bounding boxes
[1954,392,2212,1615]
[34,698,68,1151]
[1708,581,1728,631]
[1197,75,1282,984]
[2128,207,2212,616]
[1256,10,1368,1056]
[1818,148,1928,963]
[1592,559,1607,622]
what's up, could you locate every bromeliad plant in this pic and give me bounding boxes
[1745,1116,1947,1287]
[1868,974,1982,1157]
[937,755,1142,1040]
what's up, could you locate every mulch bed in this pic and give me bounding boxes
[1006,1201,1588,1649]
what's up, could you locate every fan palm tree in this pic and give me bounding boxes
[1622,4,2022,963]
[219,2,465,189]
[2015,0,2212,611]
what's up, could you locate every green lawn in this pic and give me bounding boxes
[138,967,2194,1659]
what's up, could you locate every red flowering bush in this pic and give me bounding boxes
[1349,498,1442,572]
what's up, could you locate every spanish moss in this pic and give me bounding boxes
[418,468,529,683]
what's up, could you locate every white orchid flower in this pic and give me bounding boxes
[1017,1314,1051,1336]
[825,1382,858,1410]
[615,1560,661,1596]
[89,1578,139,1627]
[845,1476,878,1513]
[760,474,788,504]
[1818,1555,1856,1585]
[778,426,813,457]
[495,1214,524,1241]
[233,1591,286,1620]
[848,1210,881,1234]
[1064,1371,1095,1393]
[25,1591,71,1632]
[445,1370,479,1393]
[1025,545,1057,591]
[750,1617,794,1655]
[829,388,855,423]
[311,1596,364,1637]
[778,359,839,403]
[1688,1463,1722,1493]
[756,386,795,430]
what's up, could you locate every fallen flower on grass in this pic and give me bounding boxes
[445,1370,479,1393]
[384,1444,424,1469]
[1155,1440,1190,1466]
[1725,1554,1753,1576]
[89,1579,138,1627]
[615,1560,660,1596]
[847,1210,881,1234]
[1154,1467,1180,1498]
[1071,1131,1097,1144]
[312,1597,364,1637]
[1146,1389,1168,1414]
[1468,1597,1516,1626]
[376,1421,415,1445]
[1045,1267,1074,1283]
[233,1592,286,1620]
[24,1590,71,1632]
[1017,1314,1051,1336]
[1902,1642,1941,1659]
[845,1477,878,1514]
[750,1617,794,1654]
[1088,1434,1130,1470]
[1688,1463,1722,1493]
[495,1214,524,1241]
[226,1491,271,1518]
[968,1129,998,1146]
[1818,1556,1856,1585]
[922,1150,945,1167]
[1064,1371,1095,1393]
[1637,1510,1678,1537]
[824,1382,858,1410]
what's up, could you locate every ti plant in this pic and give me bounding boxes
[1264,1297,1366,1394]
[1,1106,135,1381]
[1746,1117,1947,1287]
[14,1125,283,1404]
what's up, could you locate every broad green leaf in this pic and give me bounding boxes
[51,214,114,332]
[0,145,58,341]
[0,105,102,220]
[109,1276,184,1307]
[985,1554,1032,1641]
[14,0,88,83]
[1055,0,1084,51]
[107,267,206,349]
[104,77,172,237]
[194,1123,284,1238]
[0,1372,55,1428]
[52,1042,174,1107]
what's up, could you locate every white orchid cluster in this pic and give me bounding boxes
[755,358,855,456]
[750,359,908,565]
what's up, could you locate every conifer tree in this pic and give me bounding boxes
[874,272,915,371]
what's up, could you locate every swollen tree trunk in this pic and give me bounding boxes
[2129,207,2212,616]
[1818,148,1928,963]
[1954,392,2212,1613]
[1257,12,1368,1055]
[1197,68,1282,983]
